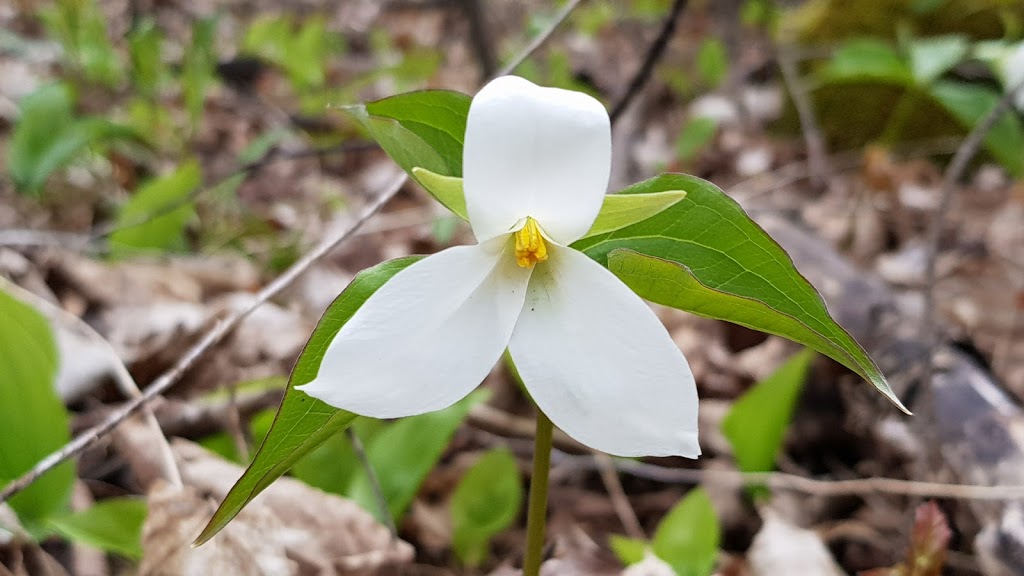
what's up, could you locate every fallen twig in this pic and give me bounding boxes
[564,455,1024,502]
[919,79,1024,383]
[777,46,830,190]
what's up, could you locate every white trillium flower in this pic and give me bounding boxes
[298,76,699,457]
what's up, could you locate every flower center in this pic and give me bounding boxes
[514,217,548,268]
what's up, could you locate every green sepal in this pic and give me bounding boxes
[410,167,687,240]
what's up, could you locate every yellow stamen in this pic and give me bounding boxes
[514,218,548,268]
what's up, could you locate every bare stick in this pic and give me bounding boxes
[346,428,397,540]
[609,0,689,123]
[0,172,407,506]
[0,277,182,489]
[594,452,645,540]
[777,46,830,190]
[598,457,1024,502]
[919,80,1024,377]
[497,0,585,77]
[460,0,497,81]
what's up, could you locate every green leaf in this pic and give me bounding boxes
[450,447,522,567]
[0,289,74,528]
[46,497,147,559]
[348,390,488,522]
[574,174,907,413]
[289,418,383,495]
[412,167,467,219]
[410,167,687,239]
[696,38,728,88]
[345,107,449,178]
[652,488,719,576]
[909,35,968,85]
[8,84,138,195]
[183,17,217,127]
[819,39,912,85]
[40,0,123,87]
[108,161,201,257]
[609,535,648,567]
[348,89,472,177]
[129,19,164,96]
[676,116,718,162]
[928,81,1024,177]
[583,191,688,239]
[195,256,421,545]
[721,349,814,474]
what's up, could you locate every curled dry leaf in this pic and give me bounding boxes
[139,440,413,576]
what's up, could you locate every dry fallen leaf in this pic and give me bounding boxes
[139,440,414,576]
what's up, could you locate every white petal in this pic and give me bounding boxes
[463,76,611,245]
[299,241,531,418]
[508,247,699,457]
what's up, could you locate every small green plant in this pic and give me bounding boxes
[450,448,522,567]
[8,84,139,195]
[611,488,720,576]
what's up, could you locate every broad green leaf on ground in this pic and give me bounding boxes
[574,174,907,413]
[450,447,522,567]
[347,390,488,522]
[721,349,815,474]
[909,35,968,85]
[8,84,139,195]
[928,81,1024,176]
[344,89,472,177]
[410,167,687,239]
[818,39,912,85]
[652,488,719,576]
[109,161,201,257]
[47,497,147,559]
[196,256,421,545]
[0,289,74,528]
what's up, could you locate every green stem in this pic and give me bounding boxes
[523,407,554,576]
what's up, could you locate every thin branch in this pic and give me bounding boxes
[497,0,586,77]
[594,452,645,540]
[609,0,689,124]
[777,46,830,190]
[0,277,182,489]
[0,171,407,506]
[919,80,1024,377]
[594,457,1024,502]
[346,428,397,540]
[460,0,497,81]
